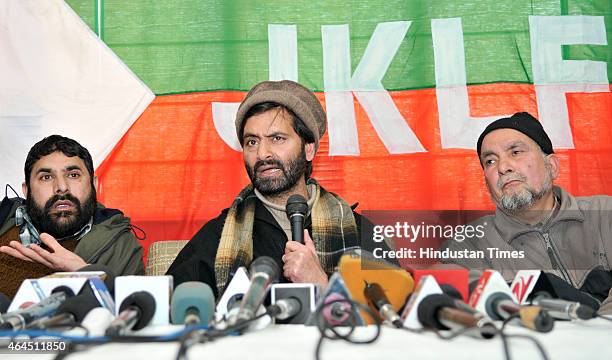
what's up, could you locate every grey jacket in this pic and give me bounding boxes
[444,186,612,314]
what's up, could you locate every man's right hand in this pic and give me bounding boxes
[0,233,87,271]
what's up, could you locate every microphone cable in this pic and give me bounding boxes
[312,297,381,360]
[174,308,274,360]
[5,183,22,199]
[596,314,612,322]
[397,309,550,360]
[398,319,486,340]
[498,313,550,360]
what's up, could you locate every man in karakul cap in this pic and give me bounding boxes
[443,112,612,314]
[167,80,392,299]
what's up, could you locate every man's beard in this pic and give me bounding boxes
[26,190,97,239]
[494,165,553,215]
[245,147,308,196]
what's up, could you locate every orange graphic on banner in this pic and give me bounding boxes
[95,84,612,256]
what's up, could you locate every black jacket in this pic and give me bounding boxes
[166,199,384,299]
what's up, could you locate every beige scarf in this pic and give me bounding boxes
[214,180,358,296]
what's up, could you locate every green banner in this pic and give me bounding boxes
[67,0,611,94]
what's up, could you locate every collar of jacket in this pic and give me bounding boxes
[492,186,585,244]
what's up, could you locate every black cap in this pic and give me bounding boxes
[476,112,554,161]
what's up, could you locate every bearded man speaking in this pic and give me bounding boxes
[0,135,144,298]
[167,80,388,299]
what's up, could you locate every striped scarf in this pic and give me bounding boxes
[214,180,357,296]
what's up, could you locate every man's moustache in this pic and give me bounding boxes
[497,173,526,189]
[254,159,285,173]
[44,194,81,213]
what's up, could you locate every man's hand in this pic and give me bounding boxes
[282,230,328,288]
[0,233,87,272]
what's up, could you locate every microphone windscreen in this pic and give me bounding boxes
[77,264,116,296]
[51,285,75,298]
[417,293,455,330]
[440,284,463,300]
[0,292,10,313]
[250,256,280,282]
[171,282,215,325]
[57,295,102,322]
[119,291,156,330]
[576,305,596,320]
[286,195,308,216]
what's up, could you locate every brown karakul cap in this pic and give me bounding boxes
[235,80,327,150]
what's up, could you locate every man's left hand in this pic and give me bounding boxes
[282,230,328,288]
[0,233,87,272]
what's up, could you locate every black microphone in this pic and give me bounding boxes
[27,294,101,329]
[442,284,490,317]
[0,286,75,330]
[417,293,497,339]
[0,292,10,314]
[286,194,308,244]
[229,256,280,327]
[440,284,463,301]
[364,282,402,328]
[532,292,596,320]
[105,291,156,336]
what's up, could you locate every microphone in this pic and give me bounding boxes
[401,275,444,329]
[307,272,363,327]
[485,292,554,332]
[76,308,115,337]
[267,298,302,321]
[229,256,279,327]
[511,271,600,311]
[409,268,470,302]
[322,293,352,325]
[468,269,552,332]
[27,294,101,330]
[532,293,596,320]
[0,286,75,330]
[364,282,402,328]
[286,194,308,244]
[0,292,10,314]
[171,282,215,326]
[105,291,156,336]
[440,284,463,301]
[220,294,244,329]
[216,267,250,320]
[338,251,414,325]
[270,283,315,324]
[417,293,497,339]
